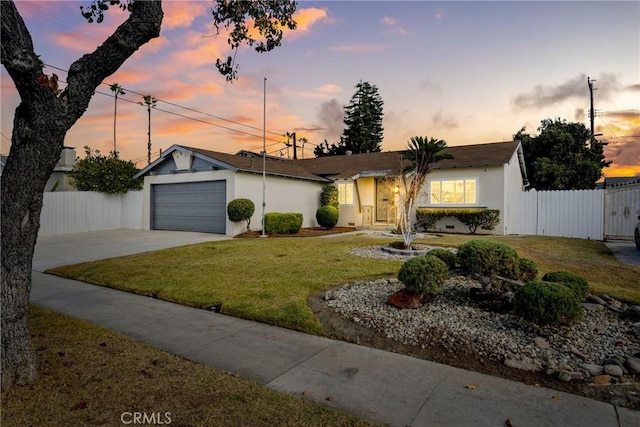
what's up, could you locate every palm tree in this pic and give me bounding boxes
[109,83,125,154]
[141,95,158,164]
[398,136,453,248]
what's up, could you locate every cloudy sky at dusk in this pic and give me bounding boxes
[1,0,639,176]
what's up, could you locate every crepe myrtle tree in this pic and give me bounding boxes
[0,0,297,392]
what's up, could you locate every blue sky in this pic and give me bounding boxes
[1,1,638,175]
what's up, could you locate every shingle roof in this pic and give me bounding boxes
[185,146,331,182]
[139,141,522,182]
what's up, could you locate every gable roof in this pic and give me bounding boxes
[136,141,525,183]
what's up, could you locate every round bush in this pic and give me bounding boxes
[427,248,457,269]
[456,240,520,279]
[518,258,538,282]
[227,198,255,229]
[513,281,583,326]
[541,271,589,299]
[316,205,339,229]
[397,255,448,294]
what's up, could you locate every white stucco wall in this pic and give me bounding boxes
[141,170,324,236]
[419,166,507,235]
[502,150,526,235]
[232,172,323,235]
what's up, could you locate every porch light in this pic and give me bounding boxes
[393,185,400,194]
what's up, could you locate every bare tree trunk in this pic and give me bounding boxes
[0,0,163,392]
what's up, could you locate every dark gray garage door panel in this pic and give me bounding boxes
[152,181,226,233]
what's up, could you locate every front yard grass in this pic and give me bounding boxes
[49,234,640,335]
[0,306,372,427]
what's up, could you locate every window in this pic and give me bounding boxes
[338,183,354,205]
[429,178,477,205]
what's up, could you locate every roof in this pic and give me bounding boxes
[136,141,524,182]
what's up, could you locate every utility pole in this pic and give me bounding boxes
[292,132,297,160]
[588,77,596,149]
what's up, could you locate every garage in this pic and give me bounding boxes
[151,181,226,233]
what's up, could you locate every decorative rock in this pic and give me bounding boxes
[569,371,584,380]
[504,355,543,372]
[534,337,550,349]
[622,305,640,320]
[387,289,426,309]
[599,294,614,302]
[625,356,640,374]
[558,363,573,372]
[580,363,604,376]
[632,322,640,339]
[558,371,573,382]
[593,375,611,385]
[582,303,604,311]
[604,364,624,377]
[586,295,607,305]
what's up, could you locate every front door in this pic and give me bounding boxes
[375,178,393,223]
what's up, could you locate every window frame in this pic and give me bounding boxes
[426,177,479,207]
[337,182,355,206]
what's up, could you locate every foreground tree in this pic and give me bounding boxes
[69,147,142,194]
[1,0,297,392]
[314,80,384,157]
[514,118,610,190]
[398,136,452,248]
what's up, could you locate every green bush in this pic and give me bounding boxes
[389,241,408,250]
[518,258,538,282]
[454,209,500,234]
[513,281,583,326]
[264,213,303,234]
[541,271,589,299]
[227,198,255,230]
[426,248,457,269]
[457,240,520,279]
[397,256,448,294]
[415,208,500,234]
[415,209,446,231]
[320,185,339,209]
[316,206,339,229]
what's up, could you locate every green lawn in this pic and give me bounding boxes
[49,234,640,335]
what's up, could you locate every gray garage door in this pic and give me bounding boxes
[152,181,226,233]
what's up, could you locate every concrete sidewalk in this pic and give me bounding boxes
[31,272,640,427]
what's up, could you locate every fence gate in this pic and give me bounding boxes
[604,183,640,241]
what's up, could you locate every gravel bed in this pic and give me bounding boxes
[334,246,640,381]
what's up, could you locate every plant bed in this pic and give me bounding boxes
[310,277,640,410]
[235,227,357,238]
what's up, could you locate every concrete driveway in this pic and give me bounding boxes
[33,229,230,271]
[604,240,640,268]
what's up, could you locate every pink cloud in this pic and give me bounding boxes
[162,1,212,30]
[331,43,387,54]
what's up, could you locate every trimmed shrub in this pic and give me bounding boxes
[389,241,408,250]
[398,255,448,294]
[264,213,303,234]
[427,248,457,269]
[415,209,446,231]
[454,209,500,234]
[518,258,539,282]
[320,185,339,209]
[227,198,255,230]
[541,271,589,299]
[457,240,520,279]
[316,206,339,229]
[514,281,583,326]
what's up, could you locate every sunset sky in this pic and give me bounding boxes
[1,0,639,176]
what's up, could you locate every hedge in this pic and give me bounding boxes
[415,208,500,234]
[264,212,303,234]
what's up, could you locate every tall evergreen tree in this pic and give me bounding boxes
[342,80,384,153]
[314,80,384,156]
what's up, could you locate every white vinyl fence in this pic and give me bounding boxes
[604,183,640,241]
[39,191,143,236]
[507,190,605,240]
